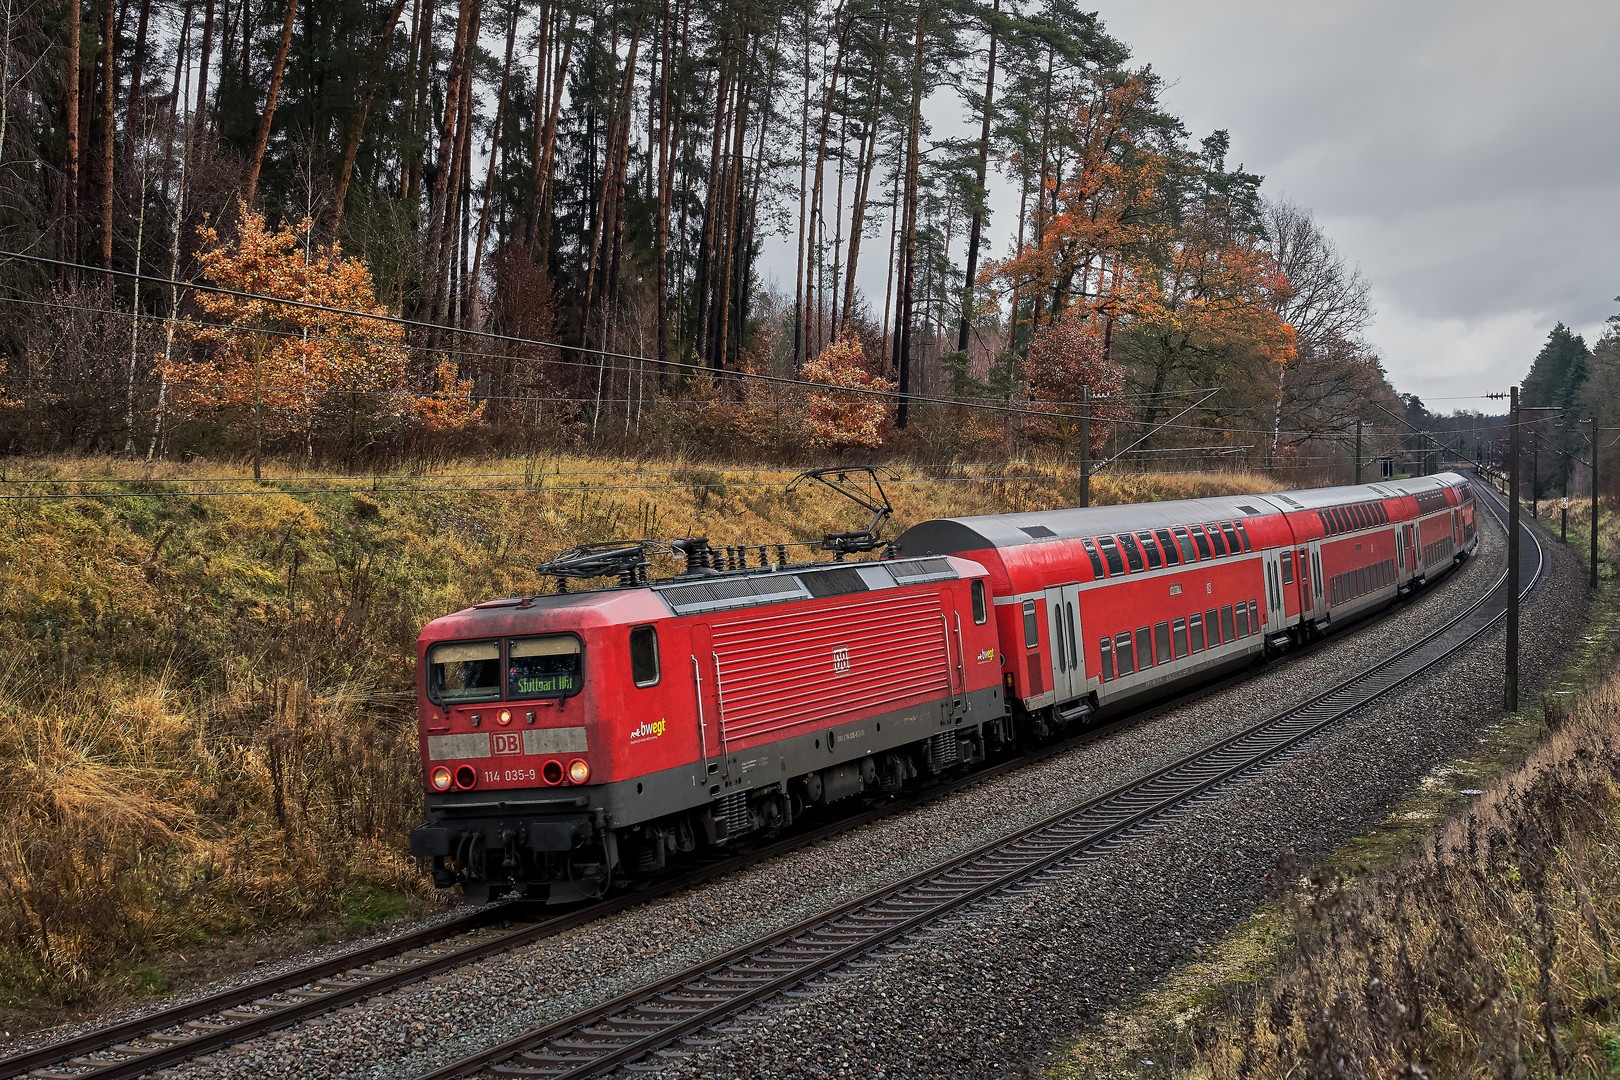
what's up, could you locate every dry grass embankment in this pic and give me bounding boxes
[0,452,1272,1031]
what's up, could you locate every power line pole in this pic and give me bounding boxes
[1354,417,1363,484]
[1531,432,1538,518]
[1507,385,1520,712]
[1592,416,1601,590]
[1078,384,1090,509]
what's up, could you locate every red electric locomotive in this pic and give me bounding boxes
[410,471,1477,902]
[409,539,1006,902]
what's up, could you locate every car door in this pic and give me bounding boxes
[1044,584,1085,703]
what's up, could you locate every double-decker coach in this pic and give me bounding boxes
[888,472,1477,733]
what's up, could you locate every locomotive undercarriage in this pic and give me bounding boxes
[418,713,1009,904]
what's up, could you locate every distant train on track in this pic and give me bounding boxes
[409,472,1479,902]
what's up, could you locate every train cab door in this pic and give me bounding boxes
[1043,584,1085,704]
[939,592,966,719]
[687,624,726,787]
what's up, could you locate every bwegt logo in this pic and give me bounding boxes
[631,718,667,741]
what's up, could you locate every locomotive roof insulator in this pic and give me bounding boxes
[536,540,672,590]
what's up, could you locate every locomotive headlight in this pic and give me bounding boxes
[430,766,453,791]
[568,759,590,784]
[497,708,512,726]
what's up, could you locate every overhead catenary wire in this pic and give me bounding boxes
[0,252,1212,418]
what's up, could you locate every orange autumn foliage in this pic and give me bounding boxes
[986,74,1165,330]
[163,202,482,443]
[801,336,895,450]
[415,359,485,432]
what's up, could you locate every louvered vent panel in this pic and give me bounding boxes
[891,557,957,582]
[660,584,714,607]
[800,568,869,598]
[706,578,760,601]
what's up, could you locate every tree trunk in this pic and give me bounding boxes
[468,0,519,303]
[330,0,410,232]
[421,0,476,316]
[243,0,300,206]
[96,0,115,268]
[522,0,549,241]
[63,0,81,267]
[692,50,729,366]
[956,0,997,354]
[403,0,433,206]
[791,0,808,367]
[529,5,576,254]
[895,0,925,428]
[125,0,151,130]
[803,14,846,361]
[654,0,672,377]
[839,18,889,337]
[195,0,214,126]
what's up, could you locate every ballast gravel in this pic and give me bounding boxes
[121,505,1584,1080]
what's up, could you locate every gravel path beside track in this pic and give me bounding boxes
[128,506,1566,1080]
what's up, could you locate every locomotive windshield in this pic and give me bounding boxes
[508,635,584,699]
[425,635,584,703]
[428,641,502,703]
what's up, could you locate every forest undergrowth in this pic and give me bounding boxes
[0,451,1272,1033]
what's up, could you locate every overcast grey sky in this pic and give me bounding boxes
[760,0,1619,412]
[1096,0,1620,409]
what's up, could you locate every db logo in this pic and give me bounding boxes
[492,732,522,755]
[832,647,850,675]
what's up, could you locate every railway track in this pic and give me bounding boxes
[1,483,1527,1080]
[416,482,1541,1080]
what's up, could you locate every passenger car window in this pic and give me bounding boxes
[1172,527,1197,562]
[1234,522,1253,552]
[1220,605,1236,642]
[1116,534,1145,572]
[1189,612,1205,652]
[1080,538,1106,578]
[1172,617,1188,659]
[630,625,660,687]
[1136,626,1154,667]
[427,640,501,703]
[1235,602,1250,638]
[508,635,584,698]
[1099,637,1115,681]
[1155,621,1172,664]
[1023,600,1038,648]
[1116,632,1135,675]
[1097,536,1126,576]
[1191,526,1213,560]
[1219,522,1242,554]
[1137,531,1163,570]
[1281,553,1294,585]
[1205,607,1220,645]
[971,580,988,624]
[1155,529,1181,565]
[1205,524,1228,557]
